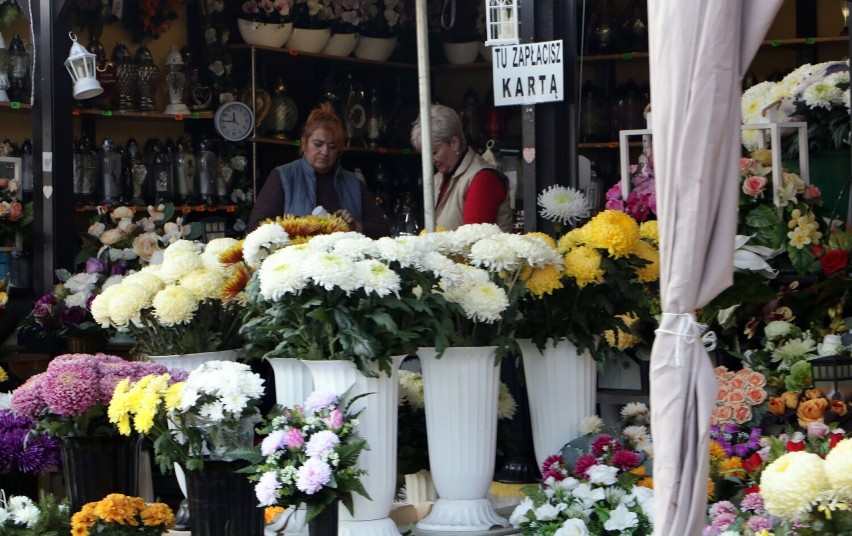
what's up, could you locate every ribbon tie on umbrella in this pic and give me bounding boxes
[654,313,715,367]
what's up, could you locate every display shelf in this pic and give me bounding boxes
[74,204,238,213]
[0,101,32,110]
[579,141,643,149]
[72,108,215,120]
[229,42,418,70]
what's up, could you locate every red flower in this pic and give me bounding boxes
[820,249,849,275]
[573,454,598,480]
[830,432,844,449]
[744,484,760,495]
[811,244,824,257]
[742,452,763,473]
[786,440,806,452]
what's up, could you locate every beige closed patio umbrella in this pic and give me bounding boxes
[647,1,782,534]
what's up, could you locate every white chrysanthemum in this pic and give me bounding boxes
[11,502,39,528]
[761,450,829,519]
[91,284,120,327]
[152,285,199,326]
[375,236,423,267]
[515,234,563,268]
[330,235,379,260]
[163,239,201,259]
[243,223,291,268]
[258,249,309,300]
[107,283,151,327]
[443,223,503,255]
[578,415,605,436]
[159,251,203,284]
[771,337,817,368]
[354,260,401,297]
[398,370,424,409]
[307,232,362,253]
[307,253,359,292]
[101,274,124,290]
[537,185,591,226]
[621,402,650,423]
[181,269,226,301]
[202,237,239,270]
[497,382,517,420]
[469,234,523,272]
[741,81,776,123]
[199,400,226,422]
[825,438,852,500]
[803,78,845,109]
[120,269,165,298]
[450,280,509,323]
[622,425,652,453]
[417,230,452,254]
[418,251,460,281]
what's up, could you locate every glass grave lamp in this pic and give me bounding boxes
[8,34,27,102]
[485,0,519,46]
[164,45,190,115]
[64,32,103,100]
[811,352,852,401]
[0,32,8,103]
[842,0,850,35]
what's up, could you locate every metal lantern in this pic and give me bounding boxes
[99,137,122,205]
[811,354,852,401]
[8,34,27,102]
[0,32,8,103]
[485,0,519,46]
[64,32,103,100]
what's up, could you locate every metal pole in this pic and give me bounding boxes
[415,0,435,232]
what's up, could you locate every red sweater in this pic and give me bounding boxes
[438,168,508,226]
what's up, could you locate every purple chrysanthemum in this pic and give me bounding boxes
[708,501,737,518]
[712,512,737,530]
[305,430,340,458]
[304,391,338,413]
[747,516,773,532]
[261,430,288,456]
[295,458,332,495]
[610,449,641,470]
[10,374,47,418]
[41,361,99,416]
[0,410,61,474]
[740,492,764,512]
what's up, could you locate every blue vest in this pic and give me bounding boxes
[276,157,363,220]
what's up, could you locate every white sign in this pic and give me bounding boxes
[492,40,564,106]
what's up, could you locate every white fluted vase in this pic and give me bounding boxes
[148,350,240,498]
[404,469,436,506]
[518,338,597,472]
[415,347,509,532]
[266,358,312,536]
[303,357,405,536]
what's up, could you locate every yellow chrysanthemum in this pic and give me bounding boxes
[604,313,643,350]
[825,438,852,501]
[629,465,648,477]
[761,451,829,520]
[265,506,286,524]
[638,477,654,489]
[720,456,746,479]
[165,382,185,411]
[709,440,727,459]
[272,214,350,239]
[523,265,564,297]
[707,478,715,497]
[752,149,773,166]
[632,239,660,283]
[557,227,586,254]
[152,285,199,326]
[133,390,161,434]
[141,502,175,528]
[108,378,132,431]
[639,220,659,245]
[563,246,604,287]
[0,365,8,383]
[583,210,641,258]
[181,269,226,301]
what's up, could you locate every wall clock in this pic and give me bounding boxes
[214,101,255,142]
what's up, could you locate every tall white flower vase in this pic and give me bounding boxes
[266,358,313,536]
[404,469,436,506]
[518,339,597,471]
[302,357,405,536]
[416,347,510,532]
[148,351,241,511]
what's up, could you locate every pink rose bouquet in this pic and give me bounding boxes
[237,390,370,522]
[712,366,767,427]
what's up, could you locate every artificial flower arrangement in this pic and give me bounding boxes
[358,0,406,38]
[711,366,768,427]
[291,0,334,29]
[90,237,245,357]
[741,60,850,157]
[0,172,32,248]
[9,353,185,437]
[708,423,763,505]
[107,361,265,473]
[517,204,660,363]
[234,389,369,523]
[396,369,517,476]
[605,147,657,223]
[0,409,61,476]
[509,404,654,536]
[70,493,175,536]
[121,0,187,42]
[241,0,294,24]
[0,490,70,536]
[763,386,851,434]
[18,204,201,343]
[328,0,368,33]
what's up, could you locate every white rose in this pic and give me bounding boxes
[117,217,137,234]
[64,291,90,308]
[533,502,566,521]
[88,222,106,237]
[64,272,99,294]
[555,519,590,536]
[508,497,534,526]
[764,320,793,340]
[100,228,124,246]
[586,465,619,486]
[133,233,162,262]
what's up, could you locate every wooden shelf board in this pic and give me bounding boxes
[229,43,417,70]
[73,109,215,120]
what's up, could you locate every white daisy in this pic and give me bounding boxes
[537,185,591,226]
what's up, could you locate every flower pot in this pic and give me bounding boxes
[479,42,492,63]
[415,346,510,532]
[518,338,597,472]
[303,357,405,536]
[237,19,293,48]
[404,469,437,506]
[322,32,359,57]
[266,357,313,407]
[184,460,265,536]
[63,333,107,354]
[353,36,397,62]
[60,434,143,515]
[308,499,340,536]
[442,41,481,64]
[286,27,332,53]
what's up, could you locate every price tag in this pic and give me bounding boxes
[195,205,206,212]
[771,39,781,47]
[226,205,236,213]
[181,206,191,214]
[622,53,633,60]
[10,102,20,109]
[289,49,299,56]
[607,142,619,148]
[72,108,80,116]
[102,110,113,117]
[174,114,184,121]
[191,112,200,119]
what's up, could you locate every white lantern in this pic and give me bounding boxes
[485,0,519,47]
[0,32,9,103]
[163,45,190,115]
[64,32,103,100]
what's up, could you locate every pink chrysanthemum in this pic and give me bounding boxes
[740,492,765,512]
[573,453,598,480]
[304,391,338,413]
[708,501,737,518]
[295,458,332,494]
[305,430,340,458]
[591,434,622,457]
[611,449,641,470]
[10,374,47,418]
[261,430,288,456]
[41,361,99,416]
[747,516,773,532]
[712,512,737,530]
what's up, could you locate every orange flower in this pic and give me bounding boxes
[707,478,715,497]
[829,399,848,417]
[638,477,654,489]
[797,397,829,427]
[221,264,251,302]
[804,388,825,400]
[265,506,286,524]
[709,441,727,459]
[719,456,746,479]
[780,391,799,409]
[218,240,245,266]
[629,465,648,477]
[767,396,786,415]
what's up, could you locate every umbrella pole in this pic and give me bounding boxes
[415,0,436,232]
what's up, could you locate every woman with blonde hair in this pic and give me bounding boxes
[411,104,513,232]
[248,102,390,238]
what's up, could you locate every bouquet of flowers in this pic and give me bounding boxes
[359,0,405,38]
[509,408,654,536]
[708,423,762,503]
[0,490,70,536]
[605,147,657,223]
[241,0,294,24]
[741,60,850,157]
[107,361,265,473]
[329,0,368,33]
[711,366,768,427]
[517,208,660,363]
[90,238,245,356]
[0,409,61,475]
[121,0,187,42]
[9,353,184,437]
[0,174,31,248]
[291,0,334,29]
[763,387,851,434]
[70,493,175,536]
[705,492,778,536]
[236,390,369,522]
